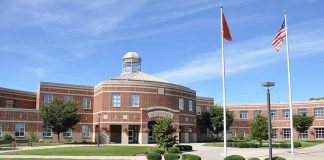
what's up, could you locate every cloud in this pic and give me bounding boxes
[154,18,324,84]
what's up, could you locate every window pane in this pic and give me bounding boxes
[112,93,121,107]
[83,97,91,109]
[82,125,90,137]
[240,111,248,119]
[189,100,193,111]
[196,106,201,115]
[131,94,140,107]
[15,123,25,137]
[64,95,73,102]
[179,98,184,110]
[271,110,276,118]
[44,94,54,105]
[283,109,290,118]
[298,109,307,115]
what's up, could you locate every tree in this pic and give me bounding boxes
[250,115,268,147]
[152,117,177,150]
[293,113,314,140]
[39,99,82,143]
[197,106,234,140]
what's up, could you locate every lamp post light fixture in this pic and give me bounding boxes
[97,113,102,147]
[262,82,275,160]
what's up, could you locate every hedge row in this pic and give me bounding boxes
[225,155,286,160]
[181,154,201,160]
[227,142,260,148]
[146,152,162,160]
[164,153,180,160]
[175,144,193,151]
[227,141,301,148]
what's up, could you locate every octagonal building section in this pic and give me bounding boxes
[94,52,198,144]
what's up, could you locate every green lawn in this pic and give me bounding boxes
[1,146,155,156]
[203,140,324,148]
[0,142,64,147]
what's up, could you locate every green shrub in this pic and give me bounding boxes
[248,143,259,148]
[293,141,301,148]
[181,154,201,160]
[146,152,162,160]
[168,147,180,153]
[232,142,238,147]
[3,134,13,141]
[238,142,249,148]
[164,153,180,160]
[278,143,289,148]
[28,132,38,142]
[224,155,245,160]
[272,143,279,148]
[264,157,286,160]
[248,158,260,160]
[147,148,165,154]
[175,145,192,151]
[227,142,233,147]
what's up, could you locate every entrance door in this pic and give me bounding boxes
[128,130,134,143]
[110,125,122,143]
[148,121,156,143]
[128,125,139,144]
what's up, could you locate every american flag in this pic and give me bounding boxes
[272,20,286,51]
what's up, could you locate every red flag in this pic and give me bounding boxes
[222,13,232,41]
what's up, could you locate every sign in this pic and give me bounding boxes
[148,111,173,119]
[157,88,165,95]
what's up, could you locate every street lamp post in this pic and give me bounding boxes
[262,82,275,160]
[97,113,102,147]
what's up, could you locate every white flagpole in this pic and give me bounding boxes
[220,4,227,158]
[284,10,294,155]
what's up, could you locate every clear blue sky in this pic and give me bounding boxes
[0,0,323,104]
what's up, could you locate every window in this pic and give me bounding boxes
[130,94,140,107]
[314,108,324,117]
[15,123,25,137]
[240,111,248,119]
[63,128,72,137]
[44,94,54,105]
[231,129,236,137]
[315,128,324,139]
[5,100,16,108]
[189,100,193,111]
[179,98,184,110]
[0,123,2,136]
[196,106,201,115]
[112,93,121,107]
[82,125,90,138]
[283,129,291,139]
[64,95,73,102]
[43,127,52,137]
[298,109,307,115]
[83,97,91,109]
[282,109,290,118]
[299,130,308,139]
[253,110,262,118]
[272,129,277,139]
[271,110,276,118]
